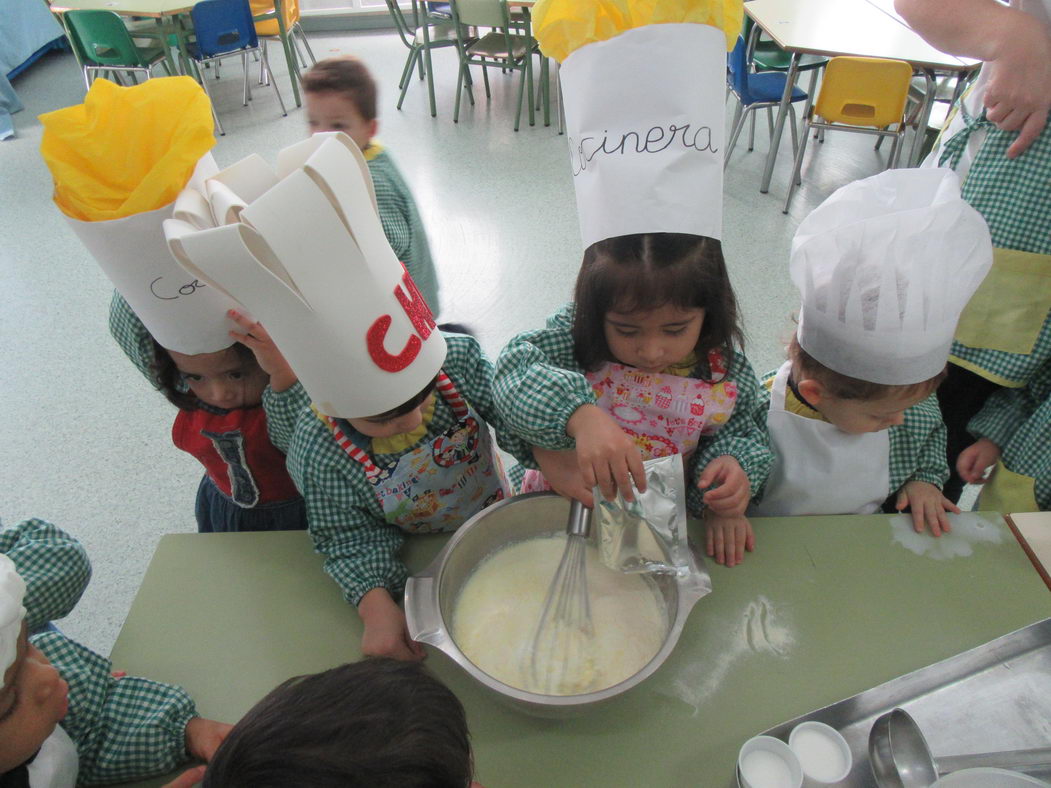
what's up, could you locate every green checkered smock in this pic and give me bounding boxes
[493,304,774,516]
[3,519,196,785]
[757,371,951,498]
[968,358,1051,509]
[283,333,527,606]
[367,145,441,317]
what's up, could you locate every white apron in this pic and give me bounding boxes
[521,355,738,492]
[325,372,508,532]
[750,362,890,517]
[26,725,79,788]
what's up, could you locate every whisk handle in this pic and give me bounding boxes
[567,499,593,538]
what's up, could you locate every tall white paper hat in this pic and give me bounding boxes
[791,168,993,385]
[165,133,447,419]
[534,2,742,249]
[0,554,26,688]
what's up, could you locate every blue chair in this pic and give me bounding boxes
[725,35,810,170]
[187,0,286,135]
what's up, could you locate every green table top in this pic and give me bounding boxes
[110,511,1050,787]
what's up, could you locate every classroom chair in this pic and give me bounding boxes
[783,56,913,213]
[63,10,172,91]
[725,35,809,172]
[187,0,287,136]
[251,0,315,87]
[385,0,464,117]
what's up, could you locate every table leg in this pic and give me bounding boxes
[760,52,799,194]
[274,0,302,108]
[172,13,193,77]
[421,9,437,117]
[907,68,937,166]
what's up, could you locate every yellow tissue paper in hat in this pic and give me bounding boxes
[533,0,742,62]
[40,76,215,222]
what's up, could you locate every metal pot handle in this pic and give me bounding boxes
[404,574,448,648]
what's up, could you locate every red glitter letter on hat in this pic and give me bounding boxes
[367,314,422,372]
[394,270,435,341]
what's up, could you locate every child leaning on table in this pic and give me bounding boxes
[302,56,442,317]
[749,168,994,534]
[0,517,231,786]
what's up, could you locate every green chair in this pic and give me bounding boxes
[385,0,464,117]
[64,10,172,91]
[450,0,541,131]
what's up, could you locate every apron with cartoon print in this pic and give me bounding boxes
[325,372,508,532]
[521,351,739,492]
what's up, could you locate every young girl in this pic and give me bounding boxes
[494,233,773,567]
[109,292,308,533]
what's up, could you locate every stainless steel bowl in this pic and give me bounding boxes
[405,492,712,716]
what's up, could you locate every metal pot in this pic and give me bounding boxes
[404,492,712,716]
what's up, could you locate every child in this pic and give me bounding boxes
[750,168,994,533]
[495,233,772,568]
[165,133,527,663]
[0,517,231,785]
[194,659,482,788]
[302,56,442,317]
[109,293,308,533]
[957,356,1050,512]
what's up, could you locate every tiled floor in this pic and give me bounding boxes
[0,30,906,654]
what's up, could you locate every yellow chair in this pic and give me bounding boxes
[783,56,913,213]
[250,0,313,100]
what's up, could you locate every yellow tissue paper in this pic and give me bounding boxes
[533,0,743,62]
[39,76,215,222]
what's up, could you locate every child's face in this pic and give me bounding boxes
[349,394,434,439]
[0,624,69,772]
[604,305,704,373]
[169,347,268,410]
[812,388,929,434]
[305,91,378,151]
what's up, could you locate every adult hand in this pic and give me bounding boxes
[956,437,1002,484]
[896,481,960,536]
[533,447,594,508]
[359,588,426,661]
[983,24,1051,159]
[566,405,646,502]
[227,309,297,392]
[698,455,750,516]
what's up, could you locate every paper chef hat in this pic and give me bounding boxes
[791,168,993,385]
[165,132,447,419]
[0,555,27,688]
[40,77,239,354]
[533,0,742,249]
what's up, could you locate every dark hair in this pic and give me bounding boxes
[202,659,473,788]
[571,233,744,378]
[149,339,259,411]
[302,56,378,122]
[789,335,947,401]
[365,374,440,422]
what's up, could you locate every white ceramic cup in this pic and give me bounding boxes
[788,721,853,786]
[738,735,804,788]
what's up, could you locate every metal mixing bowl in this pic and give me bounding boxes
[404,492,712,716]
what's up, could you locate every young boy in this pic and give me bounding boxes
[196,659,482,788]
[751,168,994,534]
[0,518,231,786]
[303,56,442,317]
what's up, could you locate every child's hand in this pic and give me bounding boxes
[185,717,233,762]
[566,404,646,502]
[896,481,960,536]
[957,437,1002,484]
[227,309,297,392]
[533,447,594,507]
[704,513,755,567]
[698,455,750,516]
[358,587,426,662]
[162,766,206,788]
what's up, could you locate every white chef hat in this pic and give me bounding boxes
[0,554,27,688]
[165,133,447,419]
[533,1,742,249]
[791,168,993,385]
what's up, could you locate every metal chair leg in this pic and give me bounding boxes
[453,61,466,122]
[783,118,812,213]
[397,49,419,109]
[724,101,746,168]
[242,52,250,105]
[295,24,316,65]
[262,47,287,117]
[192,60,225,136]
[747,110,756,152]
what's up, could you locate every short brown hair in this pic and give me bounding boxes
[302,56,377,121]
[789,335,946,401]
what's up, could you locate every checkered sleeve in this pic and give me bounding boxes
[108,290,158,382]
[968,386,1035,450]
[32,632,195,786]
[687,352,774,515]
[262,380,312,454]
[494,304,596,453]
[0,519,91,631]
[287,419,407,606]
[899,395,950,488]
